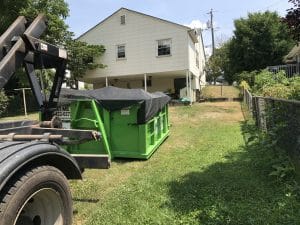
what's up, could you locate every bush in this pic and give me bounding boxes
[261,83,293,99]
[0,89,9,116]
[250,70,299,100]
[237,71,258,86]
[239,80,250,90]
[253,70,289,93]
[290,77,300,100]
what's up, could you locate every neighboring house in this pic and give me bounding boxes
[284,43,300,64]
[78,8,206,102]
[268,43,300,78]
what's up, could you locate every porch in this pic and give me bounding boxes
[84,70,203,102]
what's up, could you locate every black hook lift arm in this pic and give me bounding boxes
[0,14,68,120]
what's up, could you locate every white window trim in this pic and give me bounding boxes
[156,38,172,57]
[116,44,126,60]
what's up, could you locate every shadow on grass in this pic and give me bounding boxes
[113,158,146,164]
[73,198,99,203]
[166,122,300,225]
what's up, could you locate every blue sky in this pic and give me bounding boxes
[65,0,292,52]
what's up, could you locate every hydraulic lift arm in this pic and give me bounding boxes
[0,14,67,120]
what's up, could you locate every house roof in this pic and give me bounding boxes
[77,7,191,40]
[284,43,300,63]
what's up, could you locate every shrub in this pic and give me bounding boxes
[237,71,258,86]
[261,83,293,99]
[253,70,288,93]
[239,80,250,90]
[250,70,300,100]
[290,77,300,100]
[0,89,9,116]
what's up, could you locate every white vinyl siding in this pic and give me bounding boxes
[79,8,201,78]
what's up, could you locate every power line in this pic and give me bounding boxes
[263,0,284,10]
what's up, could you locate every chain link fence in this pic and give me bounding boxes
[243,89,300,159]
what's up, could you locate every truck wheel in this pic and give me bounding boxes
[0,166,73,225]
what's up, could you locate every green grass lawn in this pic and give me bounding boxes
[71,102,300,225]
[0,112,39,122]
[201,86,241,98]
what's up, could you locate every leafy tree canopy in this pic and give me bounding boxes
[20,0,71,44]
[67,40,106,79]
[285,0,300,41]
[229,11,294,75]
[212,11,294,84]
[0,0,105,86]
[205,47,226,84]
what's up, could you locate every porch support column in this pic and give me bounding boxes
[185,70,189,98]
[144,74,147,92]
[105,77,108,87]
[189,72,193,104]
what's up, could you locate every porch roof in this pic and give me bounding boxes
[82,70,194,83]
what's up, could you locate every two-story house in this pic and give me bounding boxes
[77,8,206,102]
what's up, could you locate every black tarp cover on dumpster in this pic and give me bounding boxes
[60,86,170,124]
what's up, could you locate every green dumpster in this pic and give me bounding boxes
[64,87,170,159]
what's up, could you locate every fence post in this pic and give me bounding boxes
[22,88,27,117]
[252,97,258,126]
[221,85,223,97]
[257,97,267,131]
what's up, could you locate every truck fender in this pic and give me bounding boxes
[0,141,82,194]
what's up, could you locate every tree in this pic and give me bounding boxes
[0,0,70,44]
[0,0,28,34]
[205,56,222,84]
[285,0,300,41]
[0,0,105,87]
[66,40,106,88]
[205,46,229,84]
[0,89,9,116]
[228,11,294,80]
[20,0,71,44]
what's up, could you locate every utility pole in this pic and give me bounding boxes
[208,9,215,56]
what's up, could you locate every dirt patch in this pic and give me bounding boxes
[169,102,244,124]
[201,86,241,98]
[199,102,244,122]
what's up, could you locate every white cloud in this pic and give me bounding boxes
[185,20,207,30]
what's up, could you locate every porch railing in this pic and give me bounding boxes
[267,63,300,78]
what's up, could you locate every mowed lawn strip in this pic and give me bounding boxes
[70,102,300,224]
[0,112,39,122]
[201,86,241,98]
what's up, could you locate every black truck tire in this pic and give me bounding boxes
[0,165,73,225]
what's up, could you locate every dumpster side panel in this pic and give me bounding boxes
[68,100,169,159]
[68,101,106,155]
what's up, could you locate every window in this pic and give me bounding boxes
[120,15,126,25]
[117,44,126,59]
[196,50,199,68]
[157,39,171,56]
